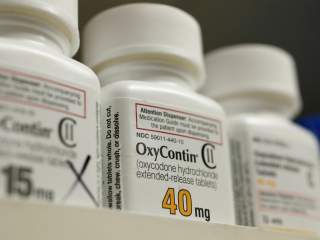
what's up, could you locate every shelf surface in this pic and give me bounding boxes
[0,200,319,240]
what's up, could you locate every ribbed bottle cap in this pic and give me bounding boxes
[82,3,205,89]
[200,44,302,118]
[0,0,79,56]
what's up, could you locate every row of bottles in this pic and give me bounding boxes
[0,0,318,235]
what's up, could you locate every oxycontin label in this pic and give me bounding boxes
[230,125,320,232]
[102,99,235,223]
[0,67,101,207]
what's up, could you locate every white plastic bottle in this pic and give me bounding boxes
[82,3,235,224]
[0,0,101,207]
[200,44,320,233]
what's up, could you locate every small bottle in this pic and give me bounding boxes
[200,44,320,233]
[0,0,101,207]
[82,3,235,223]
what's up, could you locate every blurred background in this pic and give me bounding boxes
[78,0,320,117]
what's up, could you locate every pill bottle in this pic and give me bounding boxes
[200,44,320,233]
[0,0,101,207]
[82,3,235,223]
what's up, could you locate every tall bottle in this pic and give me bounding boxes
[0,0,101,207]
[201,44,320,233]
[82,3,235,223]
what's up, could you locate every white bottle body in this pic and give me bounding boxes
[101,80,235,224]
[229,113,320,233]
[0,40,101,207]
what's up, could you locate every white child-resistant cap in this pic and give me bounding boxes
[0,0,79,56]
[200,44,302,118]
[82,3,205,89]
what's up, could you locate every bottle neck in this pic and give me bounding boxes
[96,61,194,90]
[250,112,290,122]
[220,96,294,120]
[0,15,71,56]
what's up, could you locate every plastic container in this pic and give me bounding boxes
[200,44,320,234]
[82,3,235,224]
[0,0,101,207]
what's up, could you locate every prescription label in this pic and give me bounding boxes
[0,67,101,207]
[101,98,235,223]
[230,124,320,232]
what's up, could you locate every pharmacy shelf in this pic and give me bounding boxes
[0,200,319,240]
